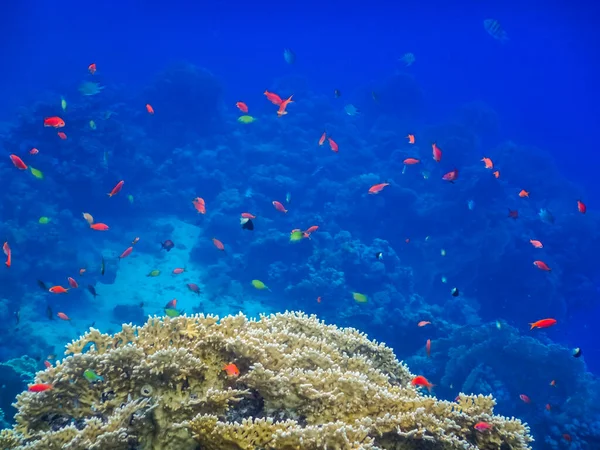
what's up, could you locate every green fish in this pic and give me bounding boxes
[289,230,304,242]
[353,292,368,303]
[128,194,134,204]
[147,270,160,277]
[251,279,269,290]
[38,217,50,224]
[61,96,67,111]
[83,369,104,382]
[164,308,180,318]
[89,120,96,130]
[29,167,44,179]
[237,115,256,124]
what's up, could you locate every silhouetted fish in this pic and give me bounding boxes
[37,280,47,291]
[161,240,175,252]
[88,285,98,298]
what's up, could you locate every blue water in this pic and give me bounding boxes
[1,1,600,448]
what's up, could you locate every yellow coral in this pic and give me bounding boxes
[0,312,532,450]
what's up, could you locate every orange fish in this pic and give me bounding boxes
[474,422,492,431]
[67,277,78,289]
[426,339,431,358]
[519,394,531,403]
[529,318,557,330]
[533,260,551,271]
[9,154,27,170]
[212,238,225,251]
[272,201,288,213]
[577,200,587,214]
[28,383,52,392]
[3,241,11,268]
[546,403,552,411]
[493,170,500,178]
[411,375,434,392]
[403,158,420,165]
[49,286,69,294]
[57,132,67,140]
[43,116,65,128]
[29,148,39,155]
[241,212,256,219]
[277,95,294,116]
[530,239,543,249]
[88,63,97,74]
[90,223,109,231]
[264,90,283,105]
[193,197,206,214]
[146,104,154,115]
[328,137,339,153]
[305,225,319,234]
[368,183,389,195]
[318,131,327,146]
[418,321,431,327]
[120,246,134,259]
[57,312,70,320]
[519,189,529,198]
[223,363,240,377]
[407,134,415,144]
[432,143,442,162]
[481,157,493,169]
[236,102,249,113]
[108,180,124,197]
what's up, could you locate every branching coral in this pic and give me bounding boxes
[0,312,533,449]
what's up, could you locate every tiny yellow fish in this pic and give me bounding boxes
[89,120,96,130]
[353,292,368,303]
[251,279,269,290]
[61,96,67,111]
[238,115,256,124]
[29,167,43,179]
[38,217,50,224]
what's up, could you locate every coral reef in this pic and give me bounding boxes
[0,312,531,449]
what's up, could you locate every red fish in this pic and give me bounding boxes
[28,383,52,392]
[57,132,67,140]
[90,223,109,231]
[187,283,200,294]
[418,321,431,327]
[493,170,500,178]
[305,225,319,234]
[432,143,442,162]
[88,63,97,74]
[508,209,519,219]
[223,363,240,377]
[3,241,11,268]
[442,169,458,183]
[411,375,434,392]
[9,154,27,170]
[577,200,586,214]
[44,361,52,369]
[317,296,322,303]
[236,102,249,113]
[328,137,339,153]
[165,298,177,309]
[318,131,326,146]
[533,260,551,271]
[407,134,415,144]
[49,286,68,294]
[530,239,543,249]
[474,422,492,431]
[481,157,493,169]
[369,183,389,194]
[519,394,531,404]
[29,148,39,155]
[172,268,185,274]
[120,246,134,259]
[43,117,65,128]
[550,379,557,387]
[57,312,70,320]
[193,197,206,214]
[241,212,256,219]
[212,238,225,251]
[426,339,431,358]
[146,104,154,115]
[529,318,557,330]
[264,90,283,106]
[67,277,78,289]
[403,158,420,165]
[272,201,288,213]
[108,180,124,197]
[277,95,294,116]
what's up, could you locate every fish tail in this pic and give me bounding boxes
[529,323,535,330]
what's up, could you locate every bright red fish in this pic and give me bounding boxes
[272,201,288,213]
[577,200,587,214]
[533,260,551,271]
[67,277,78,289]
[44,116,65,128]
[108,180,124,197]
[369,183,389,195]
[403,158,420,165]
[212,238,225,251]
[88,63,97,74]
[241,212,256,219]
[328,137,339,153]
[120,246,134,259]
[28,383,52,392]
[3,241,11,268]
[90,223,109,231]
[44,361,52,369]
[165,299,177,309]
[305,225,319,234]
[193,197,206,214]
[442,169,459,183]
[529,318,557,330]
[49,286,68,294]
[223,363,240,377]
[9,154,27,170]
[519,394,531,404]
[264,90,283,105]
[411,375,434,393]
[407,134,415,144]
[146,104,154,115]
[318,131,326,146]
[236,102,248,113]
[432,143,442,162]
[276,95,294,116]
[474,422,492,431]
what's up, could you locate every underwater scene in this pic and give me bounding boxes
[1,1,599,449]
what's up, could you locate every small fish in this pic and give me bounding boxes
[223,363,240,377]
[529,318,556,330]
[530,239,543,249]
[90,223,109,231]
[132,237,140,245]
[519,394,531,404]
[264,90,283,105]
[318,132,327,146]
[83,369,104,382]
[251,279,269,290]
[44,361,52,369]
[128,194,134,203]
[407,134,415,144]
[474,422,492,431]
[29,148,39,155]
[353,292,367,303]
[28,383,52,392]
[577,200,587,214]
[484,19,509,43]
[187,283,200,294]
[67,277,78,289]
[165,299,177,309]
[108,180,124,197]
[120,247,134,259]
[467,200,475,210]
[451,287,459,297]
[101,256,105,275]
[172,268,185,274]
[493,170,500,178]
[236,102,249,113]
[481,157,493,169]
[164,308,180,318]
[286,192,291,203]
[317,296,322,303]
[411,375,434,392]
[37,280,48,291]
[334,89,341,98]
[563,434,571,442]
[192,197,206,214]
[38,216,50,224]
[161,240,175,251]
[212,238,225,251]
[508,209,519,219]
[550,380,557,387]
[89,120,96,130]
[432,143,442,162]
[519,189,529,198]
[375,252,383,260]
[146,104,154,115]
[43,116,65,128]
[418,321,431,327]
[240,217,254,231]
[539,208,555,224]
[277,95,294,117]
[572,347,582,358]
[49,286,69,294]
[88,63,97,74]
[3,242,12,268]
[87,285,98,298]
[57,131,67,140]
[272,201,288,213]
[368,183,389,195]
[57,312,70,320]
[61,96,67,111]
[46,305,53,320]
[241,213,256,219]
[147,270,161,277]
[403,158,420,165]
[9,154,27,170]
[442,169,459,183]
[290,230,304,242]
[29,167,43,179]
[79,268,86,276]
[533,260,551,271]
[344,104,360,116]
[328,137,339,153]
[283,48,296,64]
[238,115,256,124]
[14,310,20,325]
[426,339,431,358]
[399,52,415,66]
